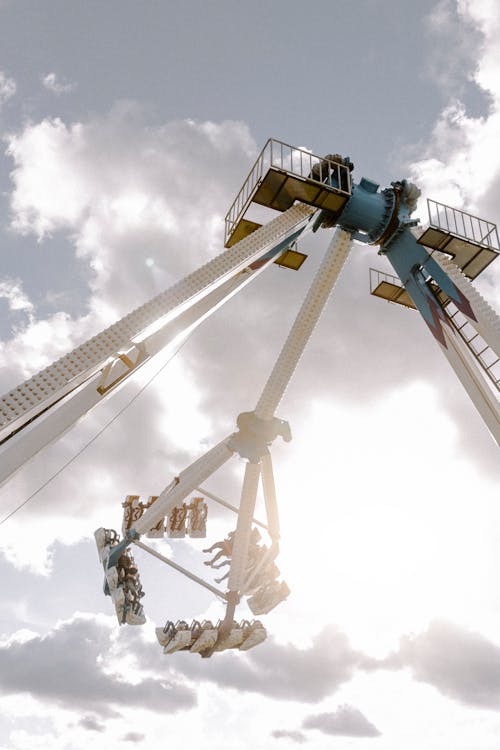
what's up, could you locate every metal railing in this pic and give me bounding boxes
[225,138,352,245]
[369,269,499,390]
[369,268,406,295]
[427,199,499,250]
[370,267,396,292]
[442,301,500,390]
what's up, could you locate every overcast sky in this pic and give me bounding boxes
[0,1,499,748]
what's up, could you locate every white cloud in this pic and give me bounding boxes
[0,278,33,315]
[0,111,259,571]
[41,72,76,95]
[424,0,480,92]
[0,70,16,106]
[5,107,255,315]
[148,624,364,702]
[409,1,500,302]
[0,614,196,716]
[122,732,145,743]
[0,309,92,385]
[0,108,257,397]
[302,705,381,737]
[78,716,106,733]
[271,729,307,743]
[458,0,500,99]
[395,619,500,710]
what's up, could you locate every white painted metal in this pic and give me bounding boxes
[433,250,500,354]
[227,229,353,598]
[132,438,234,535]
[422,251,500,442]
[214,624,244,651]
[133,228,355,608]
[239,623,266,650]
[94,230,357,639]
[87,193,497,645]
[156,619,265,654]
[0,202,313,443]
[440,325,500,445]
[196,485,269,531]
[227,460,262,593]
[242,541,278,596]
[0,205,314,487]
[164,628,192,654]
[132,538,226,598]
[255,228,353,419]
[260,452,279,540]
[190,627,218,653]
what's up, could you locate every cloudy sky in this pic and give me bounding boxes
[0,0,499,748]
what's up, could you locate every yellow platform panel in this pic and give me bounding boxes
[371,280,416,309]
[274,249,308,271]
[418,227,498,280]
[253,168,349,215]
[225,218,262,248]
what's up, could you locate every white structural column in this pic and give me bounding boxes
[0,244,306,488]
[227,460,262,592]
[225,229,353,599]
[255,228,353,420]
[441,326,500,446]
[0,203,314,445]
[132,439,234,536]
[431,250,499,444]
[260,452,279,540]
[433,250,500,354]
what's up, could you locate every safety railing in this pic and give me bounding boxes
[427,199,500,251]
[442,301,500,390]
[225,138,352,245]
[369,269,499,390]
[369,268,403,294]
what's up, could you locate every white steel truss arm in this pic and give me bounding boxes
[131,438,234,536]
[255,228,353,420]
[0,204,314,487]
[260,452,279,540]
[227,460,262,594]
[433,250,500,354]
[441,325,500,444]
[430,251,500,443]
[225,229,353,604]
[196,485,269,532]
[100,225,354,643]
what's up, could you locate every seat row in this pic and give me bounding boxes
[95,527,146,625]
[156,618,266,655]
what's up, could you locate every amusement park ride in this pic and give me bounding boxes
[1,139,499,656]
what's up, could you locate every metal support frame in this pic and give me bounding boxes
[256,228,353,418]
[224,138,351,246]
[133,538,227,600]
[427,198,499,250]
[84,138,498,655]
[196,485,269,531]
[118,228,353,644]
[132,439,235,536]
[440,323,500,444]
[0,203,314,487]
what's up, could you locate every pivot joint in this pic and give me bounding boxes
[227,411,292,463]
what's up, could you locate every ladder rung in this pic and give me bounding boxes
[485,358,499,371]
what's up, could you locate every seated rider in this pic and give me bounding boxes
[203,531,235,566]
